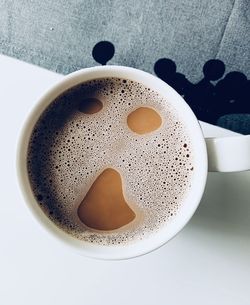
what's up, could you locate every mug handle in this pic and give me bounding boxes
[205,135,250,172]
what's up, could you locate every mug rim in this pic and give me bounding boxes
[16,65,208,260]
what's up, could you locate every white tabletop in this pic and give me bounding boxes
[0,55,250,305]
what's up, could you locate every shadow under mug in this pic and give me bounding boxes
[17,66,250,260]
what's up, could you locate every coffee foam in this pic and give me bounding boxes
[27,77,194,245]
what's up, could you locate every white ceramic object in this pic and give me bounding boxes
[16,65,250,260]
[206,136,250,172]
[1,55,250,305]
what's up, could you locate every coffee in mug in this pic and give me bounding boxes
[27,77,194,245]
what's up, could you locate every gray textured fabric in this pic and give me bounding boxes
[0,0,249,134]
[0,0,249,82]
[218,114,250,134]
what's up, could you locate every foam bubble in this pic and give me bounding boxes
[27,77,194,246]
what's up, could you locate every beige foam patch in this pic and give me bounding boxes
[127,107,162,134]
[77,168,136,230]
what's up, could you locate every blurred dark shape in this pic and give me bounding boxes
[154,58,191,95]
[154,57,249,130]
[184,59,225,123]
[92,41,115,65]
[237,80,250,113]
[202,59,225,81]
[154,58,176,82]
[214,72,248,120]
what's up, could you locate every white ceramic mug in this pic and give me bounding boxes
[17,66,250,260]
